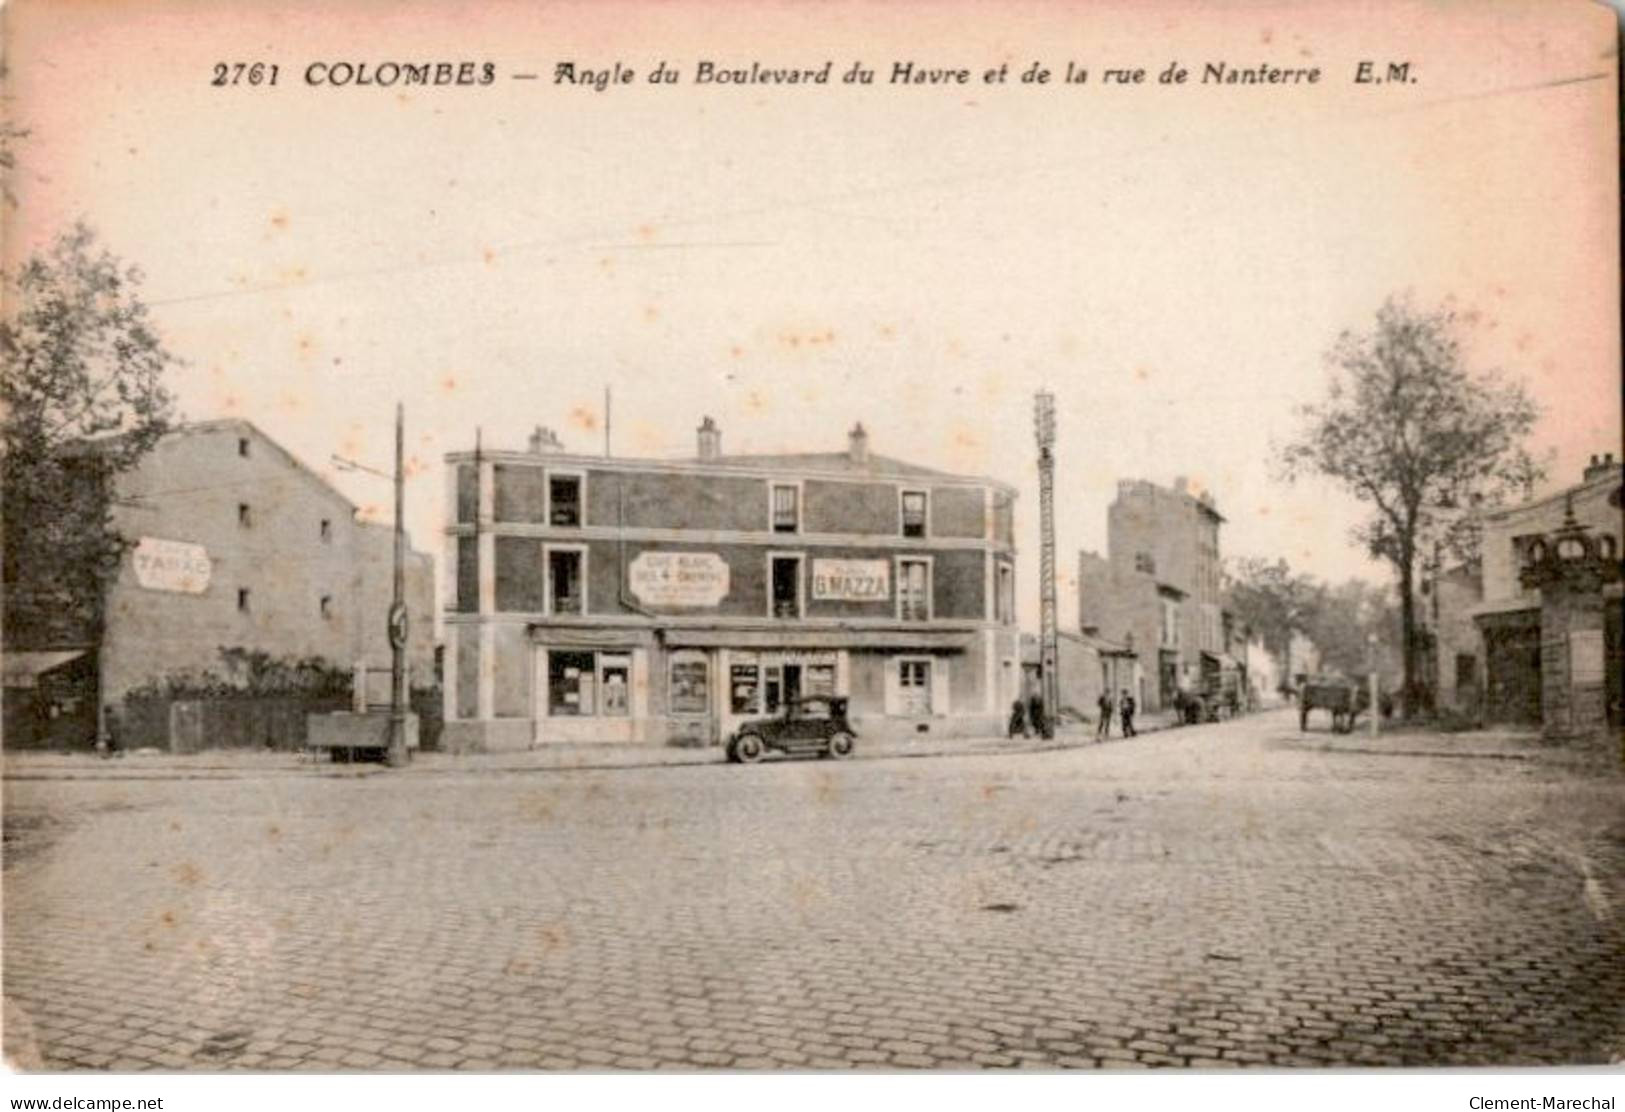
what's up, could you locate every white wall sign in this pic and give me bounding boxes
[629,551,729,607]
[1570,630,1605,686]
[811,559,890,601]
[131,537,212,594]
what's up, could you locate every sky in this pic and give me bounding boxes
[5,0,1619,632]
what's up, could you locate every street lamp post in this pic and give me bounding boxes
[1034,391,1058,741]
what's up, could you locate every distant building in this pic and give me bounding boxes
[1463,454,1623,727]
[1020,629,1138,723]
[1078,477,1228,713]
[441,420,1020,751]
[103,420,435,702]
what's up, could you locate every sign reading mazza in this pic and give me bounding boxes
[132,537,213,594]
[811,559,890,601]
[629,551,730,607]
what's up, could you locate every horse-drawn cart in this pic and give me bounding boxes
[1298,677,1371,734]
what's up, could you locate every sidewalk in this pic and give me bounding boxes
[1,716,1185,780]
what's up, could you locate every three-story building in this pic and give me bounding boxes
[441,420,1020,750]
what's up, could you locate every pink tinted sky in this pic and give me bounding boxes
[5,0,1619,628]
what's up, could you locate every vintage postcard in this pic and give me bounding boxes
[1,0,1620,1098]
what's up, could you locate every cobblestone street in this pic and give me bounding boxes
[5,710,1623,1070]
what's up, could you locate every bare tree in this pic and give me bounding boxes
[1,223,178,646]
[1278,295,1541,713]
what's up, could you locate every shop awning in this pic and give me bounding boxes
[2,650,87,688]
[664,628,976,652]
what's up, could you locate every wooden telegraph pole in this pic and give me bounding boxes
[1034,391,1059,740]
[386,401,410,767]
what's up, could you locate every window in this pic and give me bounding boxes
[599,656,631,717]
[731,663,761,714]
[548,547,584,615]
[771,555,802,618]
[548,651,630,717]
[898,659,932,715]
[1160,597,1180,647]
[549,651,596,717]
[238,437,250,458]
[996,562,1015,624]
[898,558,930,621]
[319,518,332,543]
[669,654,709,715]
[901,490,928,538]
[771,484,800,533]
[1134,551,1156,575]
[237,588,251,612]
[549,474,582,527]
[320,595,332,619]
[238,503,252,528]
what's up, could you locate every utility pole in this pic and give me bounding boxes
[1034,391,1059,740]
[386,401,410,767]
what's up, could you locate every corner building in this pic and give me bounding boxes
[441,421,1021,751]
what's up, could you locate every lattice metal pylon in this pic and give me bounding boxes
[1034,391,1059,739]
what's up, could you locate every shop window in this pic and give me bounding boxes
[771,555,802,618]
[599,656,631,717]
[550,474,582,527]
[898,558,930,621]
[806,664,836,697]
[549,651,596,716]
[996,562,1015,624]
[901,490,928,538]
[772,484,800,533]
[549,548,584,615]
[898,659,932,715]
[669,655,709,715]
[731,663,761,714]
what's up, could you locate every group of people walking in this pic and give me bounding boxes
[1006,688,1136,740]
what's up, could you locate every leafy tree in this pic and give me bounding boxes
[1222,556,1318,664]
[1301,578,1402,683]
[2,223,177,647]
[1278,295,1540,712]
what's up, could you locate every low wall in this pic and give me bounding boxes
[307,711,420,752]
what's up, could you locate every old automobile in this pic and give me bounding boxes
[726,695,857,763]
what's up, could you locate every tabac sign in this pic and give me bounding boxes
[629,551,729,608]
[812,559,890,602]
[132,537,212,594]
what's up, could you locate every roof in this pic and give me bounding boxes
[1481,464,1622,523]
[3,650,88,687]
[691,451,954,480]
[1020,629,1135,662]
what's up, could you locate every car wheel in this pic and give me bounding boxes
[734,733,765,764]
[827,731,855,760]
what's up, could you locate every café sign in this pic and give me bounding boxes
[812,558,890,602]
[630,551,729,607]
[132,537,213,594]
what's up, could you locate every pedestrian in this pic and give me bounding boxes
[1119,689,1137,737]
[1096,690,1113,740]
[1007,698,1029,739]
[1028,691,1049,740]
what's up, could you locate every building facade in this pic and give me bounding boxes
[1019,630,1137,724]
[1466,455,1623,727]
[1078,477,1228,713]
[100,420,436,703]
[441,421,1020,750]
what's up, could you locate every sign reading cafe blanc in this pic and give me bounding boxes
[812,558,890,601]
[629,551,730,607]
[131,537,212,595]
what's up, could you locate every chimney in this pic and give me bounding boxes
[527,426,563,454]
[1584,452,1617,483]
[697,416,721,462]
[848,422,870,465]
[1173,476,1189,495]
